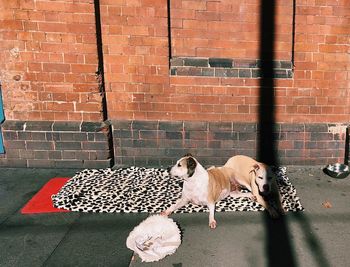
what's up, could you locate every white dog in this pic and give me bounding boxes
[224,155,285,218]
[161,154,254,229]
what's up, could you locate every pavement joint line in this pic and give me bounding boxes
[40,212,82,267]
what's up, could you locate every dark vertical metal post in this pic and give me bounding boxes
[291,0,296,68]
[258,1,296,266]
[94,0,115,166]
[258,1,277,166]
[167,0,172,68]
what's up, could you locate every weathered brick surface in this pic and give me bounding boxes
[0,0,102,121]
[0,120,112,168]
[0,1,349,169]
[112,120,349,167]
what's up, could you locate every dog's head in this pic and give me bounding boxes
[168,153,197,180]
[250,163,275,197]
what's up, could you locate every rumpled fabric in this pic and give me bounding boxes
[126,215,182,262]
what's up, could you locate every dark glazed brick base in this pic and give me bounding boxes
[1,120,348,168]
[0,121,112,168]
[170,57,293,78]
[112,120,349,167]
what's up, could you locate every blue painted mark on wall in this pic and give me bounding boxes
[0,88,4,154]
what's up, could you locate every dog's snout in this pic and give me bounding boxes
[263,184,270,192]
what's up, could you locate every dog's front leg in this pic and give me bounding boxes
[161,197,189,216]
[208,202,216,229]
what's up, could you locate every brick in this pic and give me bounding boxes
[0,159,27,168]
[170,58,184,66]
[25,121,53,131]
[238,69,252,78]
[48,151,62,160]
[139,130,158,139]
[133,139,157,148]
[26,141,53,150]
[55,160,84,168]
[46,132,61,141]
[310,132,333,141]
[34,151,49,160]
[83,160,111,169]
[112,121,133,130]
[3,131,18,140]
[31,132,47,140]
[56,142,82,150]
[184,58,208,67]
[238,132,256,141]
[27,160,55,168]
[82,141,109,150]
[158,139,183,148]
[81,122,104,132]
[184,122,207,131]
[4,141,26,149]
[53,122,81,131]
[132,121,158,130]
[95,151,111,160]
[2,121,24,131]
[209,58,232,68]
[159,121,183,131]
[213,132,237,140]
[59,133,75,141]
[209,122,232,131]
[165,131,183,140]
[5,150,20,159]
[280,124,305,132]
[233,123,257,133]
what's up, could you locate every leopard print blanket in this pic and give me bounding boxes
[52,167,304,213]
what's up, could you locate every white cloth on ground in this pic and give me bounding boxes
[126,215,181,262]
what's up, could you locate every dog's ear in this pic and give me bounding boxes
[249,164,260,174]
[186,157,197,177]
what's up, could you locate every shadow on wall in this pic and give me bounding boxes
[258,1,331,266]
[257,1,295,266]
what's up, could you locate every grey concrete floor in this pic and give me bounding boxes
[0,166,349,267]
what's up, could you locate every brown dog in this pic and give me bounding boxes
[224,155,285,218]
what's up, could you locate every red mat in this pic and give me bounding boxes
[21,177,71,214]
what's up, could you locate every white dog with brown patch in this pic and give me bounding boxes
[224,155,285,218]
[161,154,254,229]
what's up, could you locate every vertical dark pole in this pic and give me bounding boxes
[291,0,296,67]
[94,0,115,166]
[94,0,108,121]
[258,0,277,166]
[258,1,296,267]
[167,0,172,68]
[345,127,349,165]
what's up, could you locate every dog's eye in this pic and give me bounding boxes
[177,163,181,167]
[258,176,263,180]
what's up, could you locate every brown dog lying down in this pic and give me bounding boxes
[224,155,285,218]
[161,154,254,229]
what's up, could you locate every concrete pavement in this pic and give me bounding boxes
[0,166,349,267]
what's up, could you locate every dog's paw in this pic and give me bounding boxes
[209,220,217,229]
[250,195,257,202]
[160,210,171,216]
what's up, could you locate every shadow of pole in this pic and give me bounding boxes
[258,1,297,266]
[292,212,331,267]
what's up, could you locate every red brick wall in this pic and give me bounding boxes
[171,0,293,60]
[0,0,102,121]
[99,0,349,123]
[0,0,349,123]
[100,0,170,121]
